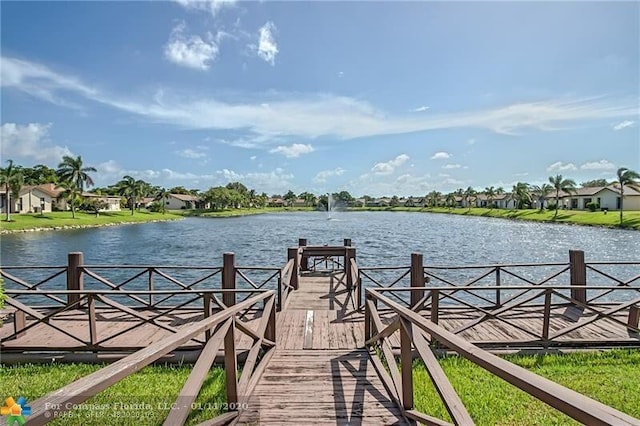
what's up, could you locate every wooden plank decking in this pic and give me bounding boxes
[237,272,408,425]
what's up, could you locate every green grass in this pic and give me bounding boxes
[413,349,640,425]
[0,211,183,232]
[3,350,639,425]
[0,363,226,425]
[349,206,640,230]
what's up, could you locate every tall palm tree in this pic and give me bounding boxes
[9,172,24,213]
[59,181,83,219]
[511,182,531,210]
[463,187,477,211]
[485,186,497,209]
[154,187,170,215]
[548,174,576,218]
[56,155,96,192]
[615,167,640,225]
[0,160,18,221]
[445,193,456,209]
[530,184,552,210]
[118,176,146,215]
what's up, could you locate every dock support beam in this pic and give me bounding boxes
[346,247,356,290]
[67,252,84,306]
[569,250,586,306]
[222,252,236,308]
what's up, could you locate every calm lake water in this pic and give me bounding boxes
[2,211,639,266]
[2,212,639,303]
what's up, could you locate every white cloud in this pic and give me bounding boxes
[0,122,73,163]
[413,106,430,112]
[269,143,315,158]
[173,0,236,16]
[431,151,451,160]
[164,22,218,70]
[371,154,410,175]
[612,120,635,131]
[580,160,615,171]
[254,21,278,66]
[176,148,208,159]
[442,164,462,169]
[217,168,294,192]
[547,161,577,172]
[250,155,257,161]
[338,71,344,78]
[513,172,529,177]
[467,138,476,145]
[3,56,639,142]
[313,167,345,183]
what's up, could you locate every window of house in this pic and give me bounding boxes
[583,198,591,208]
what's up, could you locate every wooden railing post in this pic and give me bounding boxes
[346,247,355,290]
[224,319,238,406]
[67,252,84,306]
[569,250,586,305]
[430,289,439,324]
[13,311,26,339]
[628,305,640,329]
[88,294,97,346]
[222,253,236,308]
[495,266,501,308]
[203,293,212,341]
[148,268,154,308]
[288,247,299,290]
[266,294,276,342]
[410,253,424,309]
[400,318,414,411]
[542,288,552,342]
[364,293,372,341]
[299,238,308,271]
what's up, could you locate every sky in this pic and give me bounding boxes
[1,1,639,197]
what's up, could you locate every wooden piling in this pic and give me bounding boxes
[67,252,84,306]
[222,253,236,307]
[569,250,587,305]
[410,253,425,309]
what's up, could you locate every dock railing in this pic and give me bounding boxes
[365,287,640,426]
[23,289,276,426]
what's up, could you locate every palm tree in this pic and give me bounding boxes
[511,182,531,210]
[9,172,24,213]
[59,181,83,219]
[154,187,170,215]
[463,187,476,211]
[615,167,640,225]
[56,155,96,192]
[0,160,18,221]
[530,184,552,210]
[117,176,146,215]
[444,193,456,209]
[485,186,497,209]
[548,174,576,218]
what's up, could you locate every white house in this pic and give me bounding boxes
[551,185,640,211]
[82,193,122,211]
[0,183,62,214]
[165,193,206,210]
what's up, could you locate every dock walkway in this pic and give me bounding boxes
[238,273,408,424]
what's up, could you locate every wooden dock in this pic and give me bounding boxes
[2,242,640,425]
[238,273,407,424]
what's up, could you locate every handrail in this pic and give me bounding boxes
[365,288,640,426]
[26,290,276,426]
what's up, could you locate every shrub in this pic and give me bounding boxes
[586,202,599,212]
[147,202,162,212]
[547,203,557,211]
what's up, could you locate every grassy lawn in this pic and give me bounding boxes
[0,211,182,232]
[0,363,226,425]
[350,206,640,230]
[414,349,640,425]
[3,350,638,425]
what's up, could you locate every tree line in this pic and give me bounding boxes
[1,158,638,224]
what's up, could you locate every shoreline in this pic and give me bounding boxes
[0,217,182,235]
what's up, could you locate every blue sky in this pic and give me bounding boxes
[1,1,638,196]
